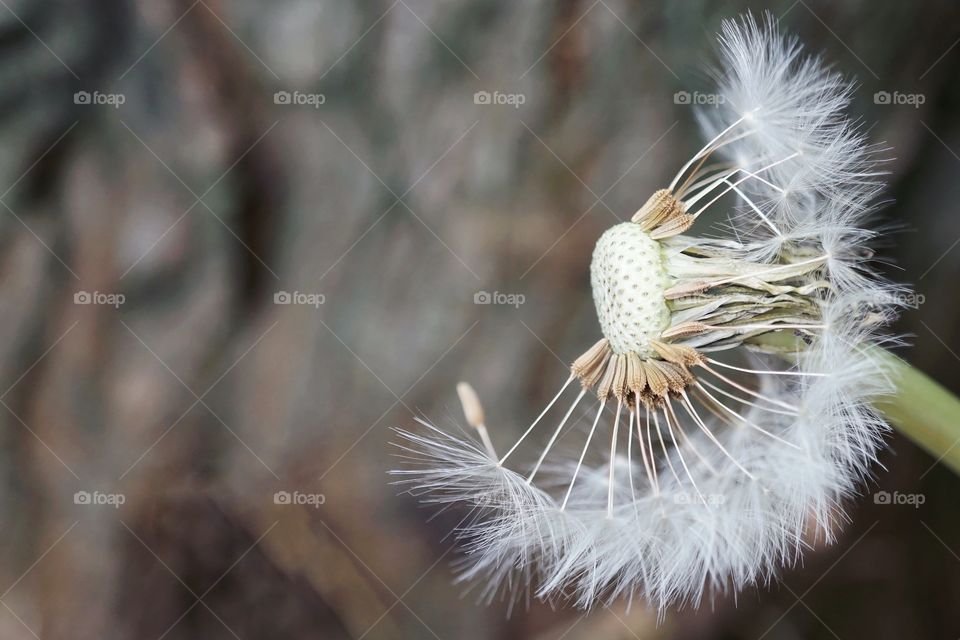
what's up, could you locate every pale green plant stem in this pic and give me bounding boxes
[872,349,960,476]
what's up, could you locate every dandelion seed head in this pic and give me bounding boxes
[393,10,906,614]
[591,222,670,357]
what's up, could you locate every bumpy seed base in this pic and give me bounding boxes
[590,222,670,357]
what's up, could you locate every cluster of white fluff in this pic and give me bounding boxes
[393,13,904,614]
[698,15,892,277]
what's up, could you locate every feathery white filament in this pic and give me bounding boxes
[500,374,575,465]
[662,403,705,503]
[680,390,756,481]
[607,399,623,518]
[561,400,605,510]
[626,409,637,502]
[643,406,659,495]
[693,382,802,448]
[395,12,903,613]
[696,378,798,417]
[527,387,585,482]
[688,152,801,214]
[669,114,750,192]
[700,364,800,411]
[705,357,827,377]
[722,179,783,236]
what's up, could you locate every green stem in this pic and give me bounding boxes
[872,349,960,476]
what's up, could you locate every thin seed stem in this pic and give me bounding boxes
[675,129,762,197]
[475,424,498,459]
[645,406,660,495]
[526,387,586,483]
[664,398,717,474]
[702,254,829,288]
[680,391,757,480]
[502,374,575,465]
[652,410,682,488]
[699,363,800,411]
[697,378,799,416]
[737,165,786,193]
[689,152,801,214]
[669,115,749,192]
[723,179,783,237]
[562,400,606,511]
[674,162,734,197]
[708,322,827,332]
[636,407,657,494]
[607,399,623,518]
[691,385,740,425]
[694,383,802,449]
[627,409,637,503]
[676,133,771,199]
[662,405,706,504]
[705,357,827,377]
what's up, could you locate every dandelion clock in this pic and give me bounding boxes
[393,13,955,614]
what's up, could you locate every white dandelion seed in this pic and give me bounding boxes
[392,12,906,613]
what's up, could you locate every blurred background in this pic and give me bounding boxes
[1,0,959,638]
